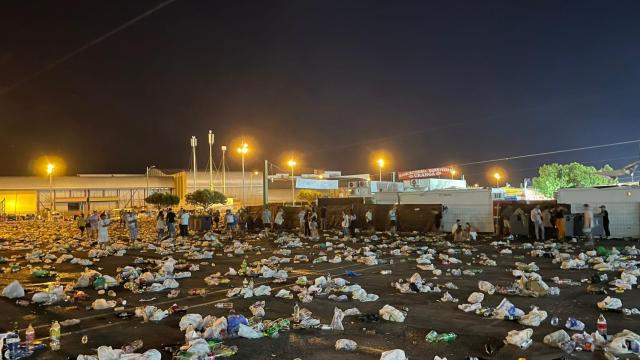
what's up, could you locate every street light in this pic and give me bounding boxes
[451,169,457,180]
[237,142,249,205]
[221,145,227,195]
[288,159,297,205]
[145,165,156,204]
[250,170,259,205]
[377,159,384,181]
[494,172,501,188]
[47,163,55,212]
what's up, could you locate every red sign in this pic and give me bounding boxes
[398,167,452,180]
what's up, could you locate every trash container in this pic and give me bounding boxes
[565,213,604,237]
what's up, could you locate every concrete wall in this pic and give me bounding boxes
[557,187,640,238]
[374,189,494,232]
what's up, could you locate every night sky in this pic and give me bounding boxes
[2,0,640,185]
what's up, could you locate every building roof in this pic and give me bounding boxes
[0,175,174,191]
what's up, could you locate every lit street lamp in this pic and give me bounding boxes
[288,159,297,205]
[47,163,55,212]
[237,142,249,205]
[145,165,156,204]
[377,159,384,181]
[250,170,259,205]
[451,169,457,180]
[494,172,501,188]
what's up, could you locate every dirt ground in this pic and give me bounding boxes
[0,219,638,359]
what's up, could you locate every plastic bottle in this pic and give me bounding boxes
[25,323,35,347]
[597,314,607,336]
[215,302,234,309]
[293,303,300,322]
[49,321,61,351]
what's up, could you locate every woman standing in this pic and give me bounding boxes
[97,212,111,249]
[274,208,284,233]
[156,210,166,240]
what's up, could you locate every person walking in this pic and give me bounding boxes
[304,210,311,237]
[583,204,594,245]
[500,205,514,236]
[433,209,443,233]
[348,209,357,236]
[179,209,190,237]
[125,210,138,242]
[451,219,462,235]
[600,205,610,239]
[262,206,272,236]
[555,208,566,241]
[97,212,111,249]
[298,208,306,236]
[319,206,328,231]
[156,210,166,240]
[213,209,221,230]
[388,205,398,235]
[225,209,235,232]
[310,215,319,240]
[530,205,544,240]
[76,213,87,238]
[166,208,177,239]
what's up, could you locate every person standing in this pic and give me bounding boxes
[583,204,594,245]
[298,208,306,236]
[542,207,553,240]
[119,209,126,228]
[88,211,100,240]
[97,212,111,249]
[126,210,138,242]
[166,208,177,239]
[433,209,443,233]
[310,215,319,240]
[274,208,284,233]
[555,208,566,241]
[156,210,166,240]
[451,219,461,235]
[213,209,221,230]
[76,213,87,238]
[262,206,272,236]
[225,209,235,232]
[365,208,374,233]
[319,206,327,231]
[388,205,398,235]
[530,205,544,240]
[304,210,311,237]
[348,209,357,236]
[341,210,351,238]
[500,205,514,236]
[179,209,190,237]
[600,205,610,239]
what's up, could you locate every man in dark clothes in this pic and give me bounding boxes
[600,205,610,239]
[166,208,177,238]
[320,206,328,231]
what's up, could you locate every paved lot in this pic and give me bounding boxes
[0,219,638,359]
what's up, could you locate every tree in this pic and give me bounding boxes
[297,189,323,204]
[185,189,226,208]
[532,162,617,198]
[145,193,180,209]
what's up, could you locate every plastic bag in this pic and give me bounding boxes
[249,301,266,317]
[96,346,121,360]
[379,305,406,322]
[467,292,484,304]
[238,324,263,339]
[505,328,533,348]
[331,307,345,330]
[380,349,408,360]
[478,280,495,295]
[565,317,585,331]
[335,339,357,351]
[597,296,623,310]
[2,280,24,299]
[227,314,249,336]
[519,307,548,327]
[179,314,203,331]
[544,330,571,348]
[92,299,116,310]
[254,285,271,296]
[187,338,210,355]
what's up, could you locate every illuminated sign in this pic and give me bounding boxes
[398,167,452,180]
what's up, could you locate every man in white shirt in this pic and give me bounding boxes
[179,209,190,237]
[365,209,373,233]
[388,205,398,235]
[126,211,138,242]
[530,205,544,240]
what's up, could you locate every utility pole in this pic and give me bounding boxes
[190,136,198,193]
[208,131,214,191]
[221,145,227,195]
[263,160,269,206]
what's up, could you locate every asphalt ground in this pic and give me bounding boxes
[0,219,638,360]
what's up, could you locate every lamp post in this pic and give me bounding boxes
[288,159,297,205]
[145,165,156,204]
[377,159,384,181]
[494,173,501,188]
[237,142,249,205]
[47,163,55,212]
[221,145,227,195]
[190,136,198,193]
[208,131,215,191]
[451,169,457,180]
[250,170,259,205]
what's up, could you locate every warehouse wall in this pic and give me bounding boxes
[0,191,38,215]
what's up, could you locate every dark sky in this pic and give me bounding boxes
[1,0,640,185]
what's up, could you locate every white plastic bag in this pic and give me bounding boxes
[331,307,345,330]
[380,349,408,360]
[379,305,406,322]
[335,339,357,351]
[179,314,203,331]
[238,324,262,339]
[467,292,484,304]
[2,280,24,299]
